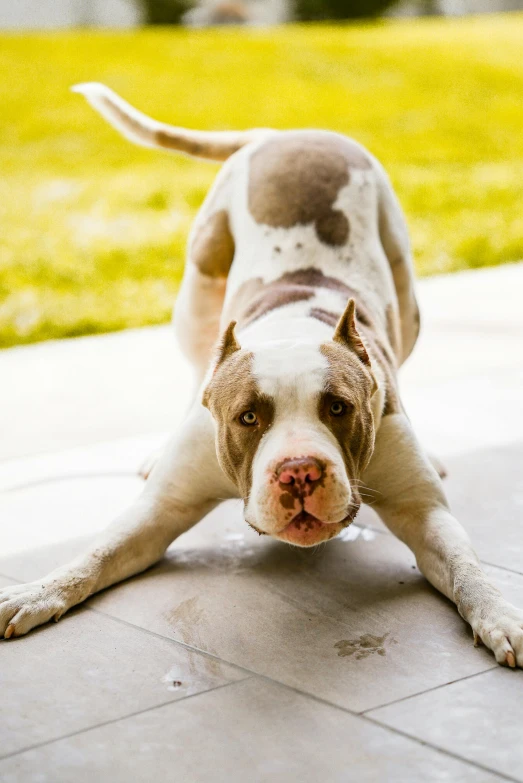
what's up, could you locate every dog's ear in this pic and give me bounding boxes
[215,320,241,369]
[202,321,241,409]
[333,299,371,367]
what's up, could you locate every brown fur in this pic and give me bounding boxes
[333,299,371,366]
[215,320,241,367]
[190,209,235,278]
[242,283,315,326]
[309,308,338,328]
[310,302,401,417]
[203,351,274,498]
[226,267,355,328]
[248,133,371,247]
[319,342,376,483]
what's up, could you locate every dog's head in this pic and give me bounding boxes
[203,299,377,547]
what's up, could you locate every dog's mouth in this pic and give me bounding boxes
[275,509,357,547]
[245,505,360,546]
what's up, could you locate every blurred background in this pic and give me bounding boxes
[1,0,522,348]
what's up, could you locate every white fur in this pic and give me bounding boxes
[251,339,329,399]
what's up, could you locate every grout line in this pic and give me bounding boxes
[360,665,498,715]
[85,605,255,680]
[361,713,520,783]
[0,678,250,763]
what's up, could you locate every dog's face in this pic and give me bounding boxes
[203,300,377,547]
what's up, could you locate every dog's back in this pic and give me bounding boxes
[74,84,420,371]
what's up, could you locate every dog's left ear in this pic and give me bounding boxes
[333,299,371,367]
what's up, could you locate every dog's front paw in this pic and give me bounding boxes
[0,581,68,639]
[473,602,523,668]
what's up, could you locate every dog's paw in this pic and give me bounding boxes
[473,603,523,668]
[0,582,68,639]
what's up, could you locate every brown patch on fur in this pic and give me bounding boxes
[310,308,338,328]
[279,492,296,510]
[225,267,355,328]
[202,350,274,498]
[277,267,353,293]
[243,283,315,326]
[370,337,400,416]
[314,302,401,418]
[354,311,400,416]
[319,342,376,483]
[190,209,234,278]
[248,132,371,247]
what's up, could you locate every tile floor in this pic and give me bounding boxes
[1,263,523,781]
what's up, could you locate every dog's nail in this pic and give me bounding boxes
[4,624,15,639]
[506,651,516,668]
[473,631,481,647]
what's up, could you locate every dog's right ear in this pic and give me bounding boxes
[215,320,241,370]
[202,321,241,409]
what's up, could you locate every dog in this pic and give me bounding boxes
[1,83,522,669]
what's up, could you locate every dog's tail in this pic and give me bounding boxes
[72,82,266,162]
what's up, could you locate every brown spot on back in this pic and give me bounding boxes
[277,267,353,293]
[248,132,371,247]
[243,284,315,326]
[190,209,234,278]
[310,308,338,328]
[225,267,353,328]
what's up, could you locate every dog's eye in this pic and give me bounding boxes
[240,410,258,426]
[329,401,346,417]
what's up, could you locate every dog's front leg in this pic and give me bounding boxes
[0,406,235,639]
[363,414,523,668]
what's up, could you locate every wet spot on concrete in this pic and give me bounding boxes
[334,632,397,660]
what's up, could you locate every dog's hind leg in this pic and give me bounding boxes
[375,164,421,366]
[173,162,237,385]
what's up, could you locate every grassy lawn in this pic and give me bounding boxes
[1,15,523,347]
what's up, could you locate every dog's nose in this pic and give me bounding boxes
[277,457,323,486]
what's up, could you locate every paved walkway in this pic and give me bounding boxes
[1,263,523,781]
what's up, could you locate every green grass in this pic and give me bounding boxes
[1,15,523,347]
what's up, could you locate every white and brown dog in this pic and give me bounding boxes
[2,83,522,668]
